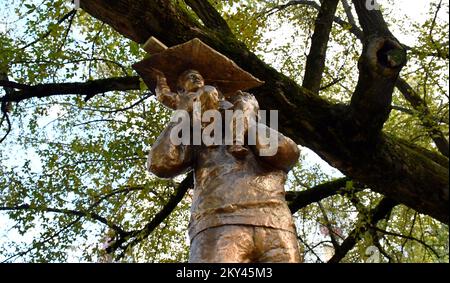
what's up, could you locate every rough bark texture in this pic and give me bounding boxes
[302,0,340,94]
[79,0,449,224]
[288,0,449,157]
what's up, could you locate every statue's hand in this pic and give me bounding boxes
[231,91,260,116]
[155,73,170,94]
[199,86,220,112]
[228,91,260,136]
[154,71,179,110]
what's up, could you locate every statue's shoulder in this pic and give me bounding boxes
[236,90,254,97]
[202,85,218,93]
[228,90,258,105]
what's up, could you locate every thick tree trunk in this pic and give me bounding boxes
[79,0,449,224]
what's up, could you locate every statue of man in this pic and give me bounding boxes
[148,69,302,263]
[154,69,252,158]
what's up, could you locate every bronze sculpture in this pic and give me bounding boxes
[134,38,302,263]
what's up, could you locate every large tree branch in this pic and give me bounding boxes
[286,177,364,213]
[349,0,407,142]
[352,0,449,157]
[0,72,13,144]
[279,0,448,152]
[268,1,447,157]
[73,0,448,224]
[184,0,232,34]
[80,0,202,46]
[0,76,141,103]
[318,201,341,251]
[307,1,448,157]
[302,0,340,94]
[373,227,440,259]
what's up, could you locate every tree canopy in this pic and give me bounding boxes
[0,0,448,263]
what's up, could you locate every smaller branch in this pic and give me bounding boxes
[265,0,320,16]
[89,92,153,114]
[0,73,14,144]
[12,58,130,76]
[0,184,153,262]
[107,173,194,259]
[400,212,417,256]
[391,105,416,116]
[320,77,345,91]
[297,234,324,263]
[73,119,130,127]
[369,228,394,263]
[1,76,141,103]
[318,202,340,250]
[0,204,126,235]
[90,186,151,209]
[184,0,232,34]
[0,113,11,144]
[55,10,77,54]
[287,177,361,213]
[408,46,449,60]
[341,0,357,28]
[89,23,105,78]
[328,198,398,263]
[264,0,364,40]
[20,10,77,50]
[373,227,440,259]
[427,0,446,60]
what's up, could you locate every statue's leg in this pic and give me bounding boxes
[189,225,255,263]
[254,227,303,263]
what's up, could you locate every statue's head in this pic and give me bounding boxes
[177,69,205,93]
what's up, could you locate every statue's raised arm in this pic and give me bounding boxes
[155,73,180,110]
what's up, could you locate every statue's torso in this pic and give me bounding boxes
[188,145,296,240]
